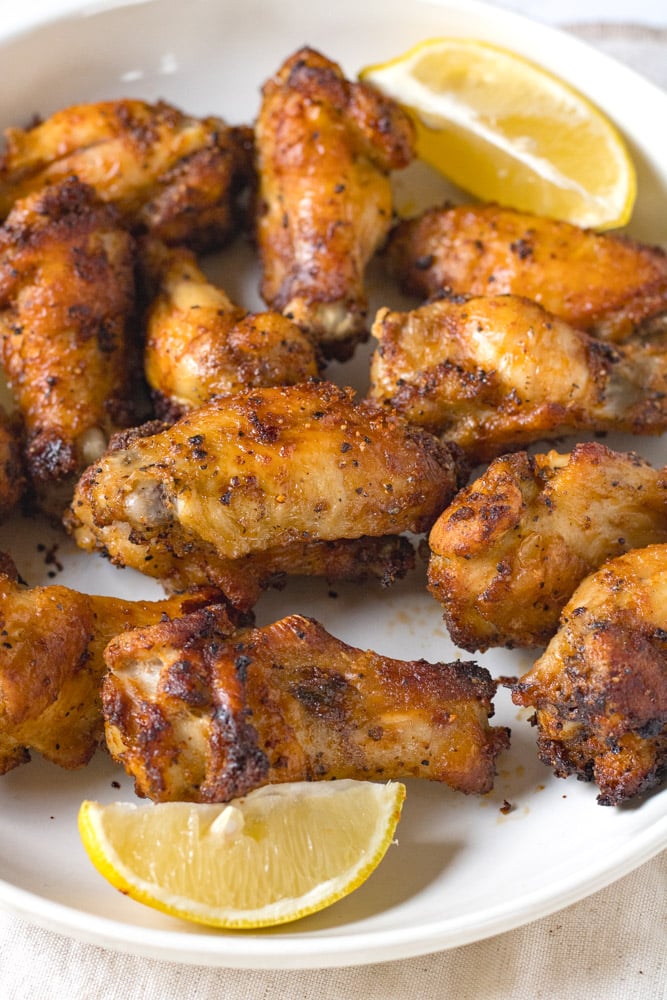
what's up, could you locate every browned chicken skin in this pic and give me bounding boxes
[0,556,228,775]
[143,240,320,419]
[65,381,461,605]
[255,47,415,360]
[103,608,510,802]
[428,443,667,651]
[0,99,254,250]
[0,177,139,513]
[513,544,667,805]
[0,408,24,520]
[369,293,667,463]
[384,203,667,343]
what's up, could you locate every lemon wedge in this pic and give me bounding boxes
[361,37,636,230]
[78,780,406,929]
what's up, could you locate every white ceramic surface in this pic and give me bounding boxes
[0,0,665,970]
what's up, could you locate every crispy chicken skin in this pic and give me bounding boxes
[428,443,667,651]
[143,240,320,419]
[369,293,667,463]
[0,409,24,520]
[102,608,510,802]
[255,47,415,360]
[65,382,460,604]
[0,177,139,512]
[384,203,667,343]
[0,99,254,250]
[0,558,228,775]
[513,544,667,805]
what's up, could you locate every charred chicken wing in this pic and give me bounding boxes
[0,99,254,250]
[103,608,510,802]
[428,443,667,651]
[513,543,667,805]
[0,408,24,520]
[0,178,139,513]
[255,47,415,359]
[369,293,667,463]
[65,381,461,605]
[143,240,319,419]
[0,557,228,775]
[384,203,667,343]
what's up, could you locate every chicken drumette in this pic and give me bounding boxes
[103,607,510,802]
[255,47,415,360]
[428,443,667,651]
[142,240,320,420]
[384,202,667,343]
[65,381,461,607]
[0,98,254,250]
[513,543,667,805]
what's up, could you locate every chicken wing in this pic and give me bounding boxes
[0,408,24,520]
[143,240,320,419]
[369,293,667,463]
[0,99,254,250]
[255,47,415,360]
[512,543,667,805]
[103,608,510,802]
[0,557,228,775]
[428,443,667,651]
[65,381,461,604]
[0,177,139,514]
[384,203,667,343]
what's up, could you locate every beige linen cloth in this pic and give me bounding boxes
[1,19,666,1000]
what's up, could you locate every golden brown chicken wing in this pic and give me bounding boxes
[0,557,228,775]
[384,203,667,343]
[255,47,415,360]
[0,408,24,520]
[143,240,320,419]
[0,178,139,515]
[0,99,254,250]
[102,608,510,802]
[65,381,461,604]
[428,443,667,651]
[512,543,667,805]
[369,293,667,463]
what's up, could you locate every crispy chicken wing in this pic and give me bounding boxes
[103,608,510,802]
[255,47,415,360]
[369,293,667,463]
[65,382,461,605]
[0,178,139,514]
[0,99,254,250]
[143,240,320,419]
[513,543,667,805]
[384,203,667,343]
[428,443,667,651]
[0,558,228,775]
[0,408,24,520]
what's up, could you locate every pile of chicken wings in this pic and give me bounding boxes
[0,46,665,809]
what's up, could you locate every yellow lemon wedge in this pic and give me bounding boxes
[360,37,636,230]
[78,780,406,929]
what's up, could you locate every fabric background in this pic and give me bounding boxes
[1,4,666,998]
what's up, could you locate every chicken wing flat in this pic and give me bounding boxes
[0,177,139,513]
[103,608,510,802]
[0,558,228,775]
[65,382,461,603]
[0,408,24,520]
[0,99,254,250]
[428,443,667,651]
[369,293,667,463]
[384,203,667,343]
[255,47,415,360]
[512,543,667,805]
[143,240,319,419]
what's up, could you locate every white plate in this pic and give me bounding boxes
[0,0,665,971]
